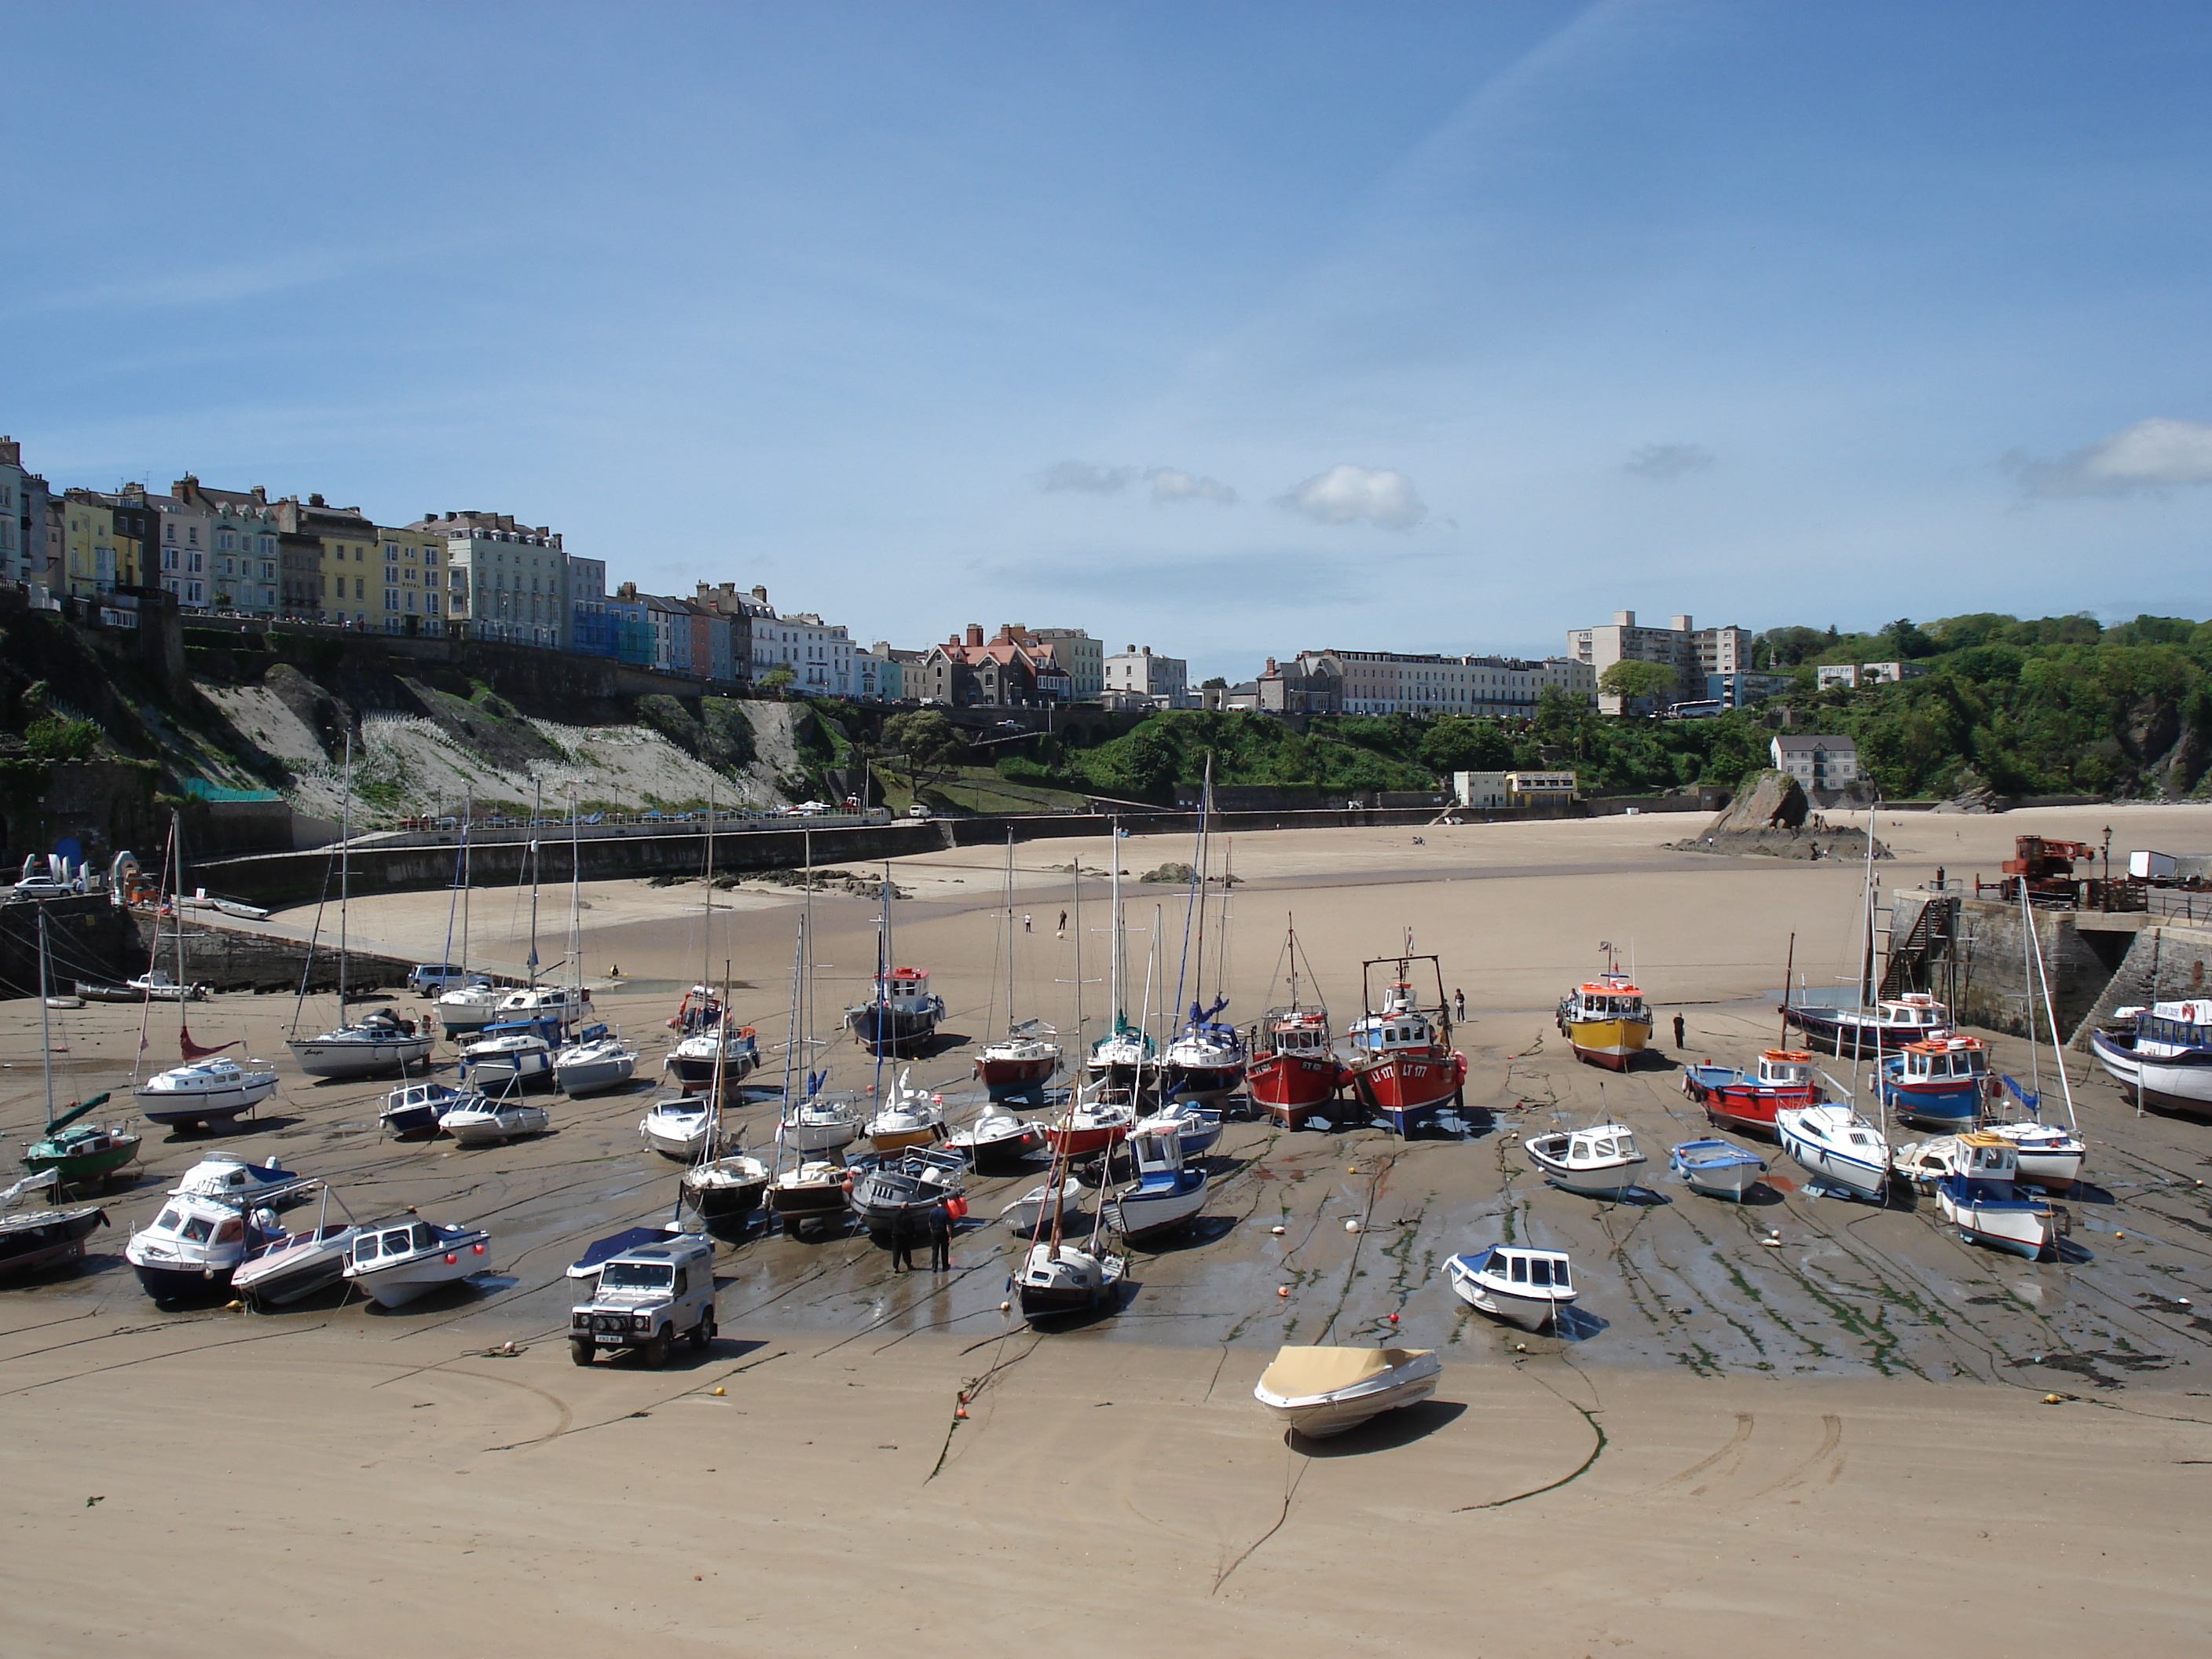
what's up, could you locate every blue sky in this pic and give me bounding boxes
[7,2,2212,679]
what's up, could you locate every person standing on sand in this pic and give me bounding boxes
[889,1210,917,1273]
[1024,913,1032,933]
[926,1201,951,1272]
[1453,987,1466,1020]
[1673,1013,1686,1049]
[1057,908,1068,938]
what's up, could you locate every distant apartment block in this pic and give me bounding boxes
[411,510,567,648]
[1706,670,1795,706]
[1771,734,1859,789]
[1815,661,1929,690]
[1568,610,1749,713]
[1276,650,1594,717]
[1104,643,1188,708]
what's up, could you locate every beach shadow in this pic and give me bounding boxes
[1551,1306,1610,1342]
[1295,1399,1468,1456]
[2062,1180,2116,1205]
[156,1115,302,1142]
[357,1273,508,1315]
[1146,1214,1240,1253]
[2053,1237,2097,1265]
[591,1335,770,1370]
[1737,1181,1787,1207]
[1019,1283,1133,1332]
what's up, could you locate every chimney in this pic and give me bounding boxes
[0,437,16,466]
[1265,657,1277,674]
[965,623,983,646]
[308,493,325,507]
[251,485,267,504]
[752,584,767,602]
[1671,614,1693,632]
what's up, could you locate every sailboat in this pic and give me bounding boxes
[434,804,504,1034]
[133,813,278,1129]
[974,833,1060,1099]
[0,1169,109,1280]
[1246,919,1342,1129]
[845,864,945,1055]
[771,893,862,1155]
[286,737,433,1080]
[663,797,760,1088]
[681,1004,771,1225]
[1159,767,1245,1102]
[1085,822,1157,1093]
[21,910,142,1191]
[555,792,638,1095]
[1983,878,2087,1188]
[1013,1136,1125,1321]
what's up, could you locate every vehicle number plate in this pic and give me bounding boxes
[595,1334,624,1346]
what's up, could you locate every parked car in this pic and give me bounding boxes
[569,1234,716,1368]
[906,802,933,820]
[408,963,489,995]
[5,875,73,899]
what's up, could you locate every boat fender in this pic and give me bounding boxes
[1277,1286,1290,1298]
[1387,1312,1398,1324]
[1344,1219,1361,1233]
[444,1253,458,1265]
[1270,1225,1285,1235]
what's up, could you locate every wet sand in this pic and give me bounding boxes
[5,804,2211,1651]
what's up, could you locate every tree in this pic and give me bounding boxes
[880,709,965,791]
[757,665,797,697]
[24,716,99,763]
[1417,717,1513,775]
[1596,659,1678,705]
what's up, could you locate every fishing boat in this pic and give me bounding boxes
[768,1161,851,1237]
[1338,943,1465,1136]
[1668,1138,1767,1200]
[2089,1000,2212,1115]
[0,1170,107,1280]
[438,1091,551,1146]
[341,1214,491,1307]
[1556,955,1652,1071]
[1443,1247,1576,1331]
[682,1151,771,1222]
[664,1024,760,1090]
[1043,1086,1136,1156]
[383,1080,473,1137]
[1102,1121,1207,1243]
[862,1070,946,1152]
[1251,1346,1441,1440]
[1246,929,1344,1127]
[1933,1134,2064,1260]
[124,969,211,1002]
[1776,1102,1888,1202]
[135,1057,280,1130]
[1525,1123,1647,1199]
[946,1104,1046,1171]
[460,1020,558,1090]
[847,965,945,1056]
[640,1095,722,1162]
[554,1024,638,1096]
[1134,1097,1222,1157]
[1680,1049,1821,1137]
[1782,991,1952,1055]
[850,1146,965,1243]
[976,836,1062,1098]
[1878,1034,1990,1130]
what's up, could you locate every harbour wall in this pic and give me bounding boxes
[2065,921,2212,1051]
[1886,891,2142,1042]
[0,894,418,999]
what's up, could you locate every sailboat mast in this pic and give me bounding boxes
[569,789,583,1005]
[1108,816,1123,1024]
[338,731,352,1013]
[1071,857,1085,1050]
[801,826,815,1094]
[36,908,55,1129]
[1005,830,1016,1032]
[460,792,472,976]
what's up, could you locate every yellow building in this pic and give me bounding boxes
[58,489,152,598]
[377,524,449,635]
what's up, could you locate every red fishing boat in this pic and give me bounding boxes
[1337,944,1466,1136]
[1245,922,1343,1128]
[1680,1049,1821,1137]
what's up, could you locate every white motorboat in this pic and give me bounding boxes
[497,983,589,1028]
[1934,1134,2063,1261]
[2090,1000,2212,1113]
[126,970,211,1002]
[1133,1097,1222,1158]
[439,1093,551,1147]
[1524,1123,1647,1199]
[435,981,506,1035]
[1103,1121,1207,1243]
[1015,1239,1126,1320]
[1251,1346,1441,1439]
[136,1057,280,1129]
[460,1025,556,1090]
[382,1080,473,1137]
[947,1105,1045,1170]
[342,1215,491,1307]
[287,1009,433,1081]
[168,1151,307,1203]
[1893,1135,1969,1189]
[1983,1120,2085,1191]
[864,1071,945,1152]
[681,1152,770,1222]
[555,1025,638,1096]
[1042,1087,1138,1157]
[640,1095,721,1162]
[778,1090,863,1155]
[233,1219,364,1306]
[1777,1103,1889,1202]
[126,1182,307,1303]
[1444,1247,1577,1332]
[1000,1178,1089,1237]
[1667,1138,1767,1201]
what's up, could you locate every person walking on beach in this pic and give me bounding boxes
[1057,908,1068,938]
[926,1201,952,1273]
[1023,913,1032,933]
[1672,1013,1686,1049]
[889,1210,917,1273]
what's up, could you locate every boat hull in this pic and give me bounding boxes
[1343,1051,1464,1135]
[233,1230,356,1305]
[847,1004,940,1057]
[1160,1060,1244,1102]
[1781,1006,1940,1056]
[1043,1123,1126,1157]
[769,1183,849,1225]
[1105,1180,1207,1243]
[1680,1067,1810,1138]
[950,1126,1044,1171]
[976,1053,1057,1098]
[1880,1079,1982,1130]
[1777,1113,1888,1202]
[441,1108,550,1146]
[1254,1367,1441,1440]
[1566,1016,1650,1071]
[1530,1158,1644,1199]
[0,1208,106,1278]
[683,1170,767,1221]
[2090,1027,2212,1115]
[136,1071,279,1128]
[130,1258,240,1302]
[24,1135,141,1188]
[346,1262,475,1308]
[555,1053,635,1096]
[287,1035,433,1080]
[1247,1052,1342,1128]
[1936,1181,2057,1260]
[1445,1257,1568,1332]
[665,1051,756,1089]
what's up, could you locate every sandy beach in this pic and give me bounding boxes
[5,804,2211,1654]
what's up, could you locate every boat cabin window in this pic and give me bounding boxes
[1551,1260,1570,1288]
[214,1218,243,1244]
[1570,1139,1588,1160]
[383,1229,415,1255]
[602,1261,676,1291]
[1529,1258,1552,1287]
[1508,1255,1528,1282]
[181,1214,214,1243]
[354,1236,379,1263]
[155,1207,182,1232]
[412,1223,438,1250]
[1614,1135,1636,1158]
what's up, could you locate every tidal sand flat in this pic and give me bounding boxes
[4,807,2210,1653]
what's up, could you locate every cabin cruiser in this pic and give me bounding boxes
[169,1151,309,1203]
[1983,1120,2085,1191]
[554,1024,638,1097]
[135,1057,280,1130]
[946,1104,1046,1171]
[233,1217,364,1306]
[639,1095,721,1162]
[287,1008,432,1081]
[2090,1001,2212,1115]
[1933,1134,2064,1260]
[496,984,588,1028]
[1777,1103,1889,1202]
[1524,1123,1647,1199]
[1251,1346,1440,1439]
[438,1093,551,1147]
[341,1215,490,1308]
[1134,1097,1222,1158]
[1445,1247,1576,1331]
[383,1080,474,1137]
[434,980,506,1036]
[460,1022,557,1090]
[125,969,211,1003]
[1102,1122,1207,1243]
[778,1090,863,1155]
[126,1175,313,1303]
[849,1147,965,1243]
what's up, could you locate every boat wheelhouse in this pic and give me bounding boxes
[1338,965,1465,1138]
[846,966,945,1057]
[1879,1034,1990,1130]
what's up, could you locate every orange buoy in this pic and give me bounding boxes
[1277,1286,1290,1298]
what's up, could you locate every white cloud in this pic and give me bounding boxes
[1145,467,1236,505]
[1624,442,1714,481]
[2009,417,2212,498]
[1037,460,1136,493]
[1276,463,1426,530]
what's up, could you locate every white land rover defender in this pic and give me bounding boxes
[569,1234,716,1368]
